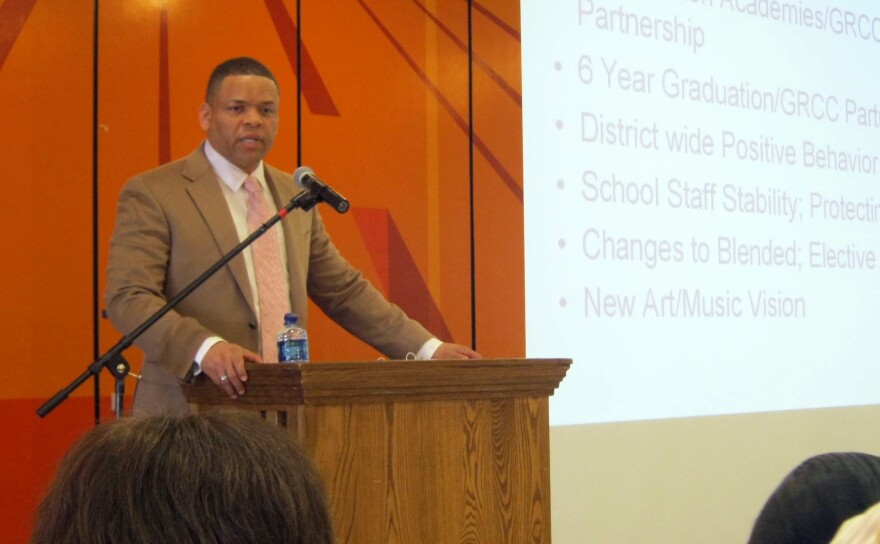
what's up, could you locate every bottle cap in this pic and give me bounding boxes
[283,313,299,326]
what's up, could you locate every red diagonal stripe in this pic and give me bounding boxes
[411,0,521,107]
[356,0,523,203]
[352,208,390,292]
[353,208,453,341]
[263,0,339,116]
[472,0,521,41]
[0,0,38,71]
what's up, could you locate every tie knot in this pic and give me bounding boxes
[244,175,262,196]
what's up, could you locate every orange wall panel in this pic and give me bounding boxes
[0,0,98,540]
[473,0,524,357]
[6,0,525,540]
[301,0,475,357]
[1,0,95,398]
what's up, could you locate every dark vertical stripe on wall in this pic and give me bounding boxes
[92,0,101,425]
[296,0,302,165]
[468,0,477,351]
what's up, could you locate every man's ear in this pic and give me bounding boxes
[198,102,211,130]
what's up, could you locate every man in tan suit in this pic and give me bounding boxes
[105,57,479,415]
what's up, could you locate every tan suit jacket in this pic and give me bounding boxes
[105,145,432,414]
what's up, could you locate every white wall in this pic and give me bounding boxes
[550,404,880,543]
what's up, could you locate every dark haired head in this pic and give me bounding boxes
[748,452,880,544]
[31,411,334,544]
[206,57,279,102]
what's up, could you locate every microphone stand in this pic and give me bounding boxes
[37,189,321,419]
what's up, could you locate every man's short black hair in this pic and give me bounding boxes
[205,56,279,102]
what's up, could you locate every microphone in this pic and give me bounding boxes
[294,166,350,214]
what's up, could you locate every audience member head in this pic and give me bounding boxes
[748,452,880,544]
[31,410,334,544]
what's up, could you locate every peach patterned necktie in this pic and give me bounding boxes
[243,175,289,362]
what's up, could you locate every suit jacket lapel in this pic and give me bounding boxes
[181,146,256,317]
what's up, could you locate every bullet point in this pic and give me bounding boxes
[559,298,567,308]
[558,239,566,248]
[554,61,562,71]
[556,120,563,129]
[557,179,565,189]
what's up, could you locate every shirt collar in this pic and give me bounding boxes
[203,140,266,192]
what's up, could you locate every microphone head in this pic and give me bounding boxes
[293,166,315,189]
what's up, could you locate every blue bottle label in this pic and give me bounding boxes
[278,338,309,362]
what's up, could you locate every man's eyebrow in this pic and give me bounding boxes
[224,98,277,104]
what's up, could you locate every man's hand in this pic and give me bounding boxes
[200,342,262,399]
[432,342,482,360]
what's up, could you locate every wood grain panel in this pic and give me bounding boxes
[184,359,567,543]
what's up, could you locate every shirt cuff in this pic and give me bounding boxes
[192,336,225,375]
[416,337,442,360]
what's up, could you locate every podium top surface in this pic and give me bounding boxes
[182,358,571,407]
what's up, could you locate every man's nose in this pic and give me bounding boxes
[243,107,262,126]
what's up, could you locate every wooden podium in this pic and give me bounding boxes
[182,358,570,543]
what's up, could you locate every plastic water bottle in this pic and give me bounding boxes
[277,313,309,363]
